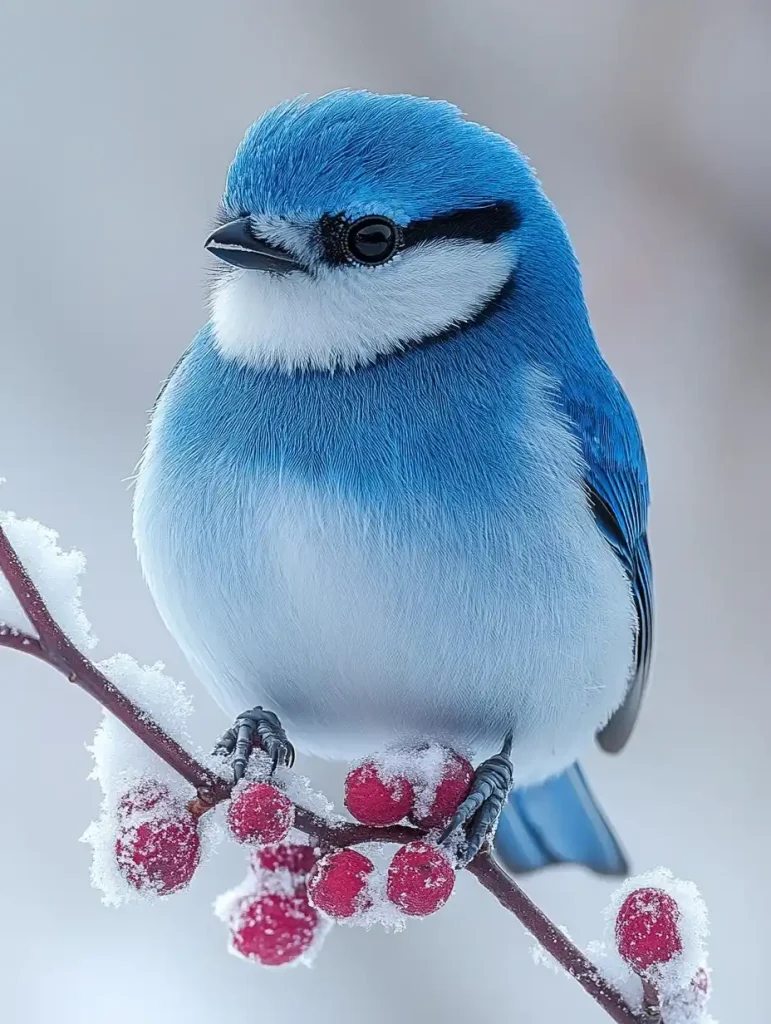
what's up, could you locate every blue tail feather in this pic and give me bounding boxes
[494,763,628,876]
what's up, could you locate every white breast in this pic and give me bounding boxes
[134,374,634,785]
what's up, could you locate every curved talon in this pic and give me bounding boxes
[212,706,294,782]
[441,734,514,867]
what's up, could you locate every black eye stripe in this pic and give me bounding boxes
[319,201,519,266]
[402,202,520,247]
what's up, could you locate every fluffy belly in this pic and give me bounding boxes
[138,478,634,784]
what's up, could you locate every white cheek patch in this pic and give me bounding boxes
[209,238,515,371]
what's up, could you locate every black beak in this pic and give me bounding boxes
[204,216,302,273]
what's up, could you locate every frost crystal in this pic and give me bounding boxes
[530,925,572,976]
[0,510,96,651]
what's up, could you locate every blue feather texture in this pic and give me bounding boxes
[134,90,652,872]
[223,91,542,226]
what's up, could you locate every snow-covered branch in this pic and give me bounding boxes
[0,514,713,1023]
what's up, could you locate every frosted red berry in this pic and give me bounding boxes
[410,750,474,829]
[230,892,319,966]
[616,888,682,971]
[387,841,455,916]
[344,761,414,826]
[118,780,171,819]
[227,782,295,846]
[308,848,375,919]
[254,843,318,877]
[115,810,201,895]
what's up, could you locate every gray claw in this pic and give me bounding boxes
[441,733,514,867]
[213,706,294,782]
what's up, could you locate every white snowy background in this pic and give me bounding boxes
[1,1,769,1021]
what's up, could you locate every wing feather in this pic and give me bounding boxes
[557,370,653,752]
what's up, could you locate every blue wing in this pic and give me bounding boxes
[559,362,653,752]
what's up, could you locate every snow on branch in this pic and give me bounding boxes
[0,512,714,1023]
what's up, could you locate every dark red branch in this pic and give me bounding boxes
[0,526,230,803]
[468,856,646,1024]
[0,522,646,1024]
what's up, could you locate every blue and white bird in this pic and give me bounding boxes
[133,91,652,874]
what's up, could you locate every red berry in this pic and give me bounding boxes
[254,843,318,877]
[308,848,375,919]
[227,783,295,846]
[345,761,414,826]
[616,888,682,972]
[115,810,200,895]
[387,841,455,916]
[230,892,319,966]
[410,750,474,829]
[118,780,171,819]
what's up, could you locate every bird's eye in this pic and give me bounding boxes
[345,216,400,266]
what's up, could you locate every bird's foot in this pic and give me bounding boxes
[440,733,513,867]
[213,706,295,782]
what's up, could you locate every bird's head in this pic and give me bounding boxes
[206,90,570,371]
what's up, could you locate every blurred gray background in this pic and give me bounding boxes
[1,1,769,1021]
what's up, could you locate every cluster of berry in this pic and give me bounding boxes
[112,747,474,965]
[112,753,712,1016]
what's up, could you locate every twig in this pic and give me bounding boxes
[0,527,230,802]
[468,856,646,1023]
[0,625,46,661]
[0,522,646,1024]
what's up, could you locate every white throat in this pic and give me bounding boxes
[209,238,514,371]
